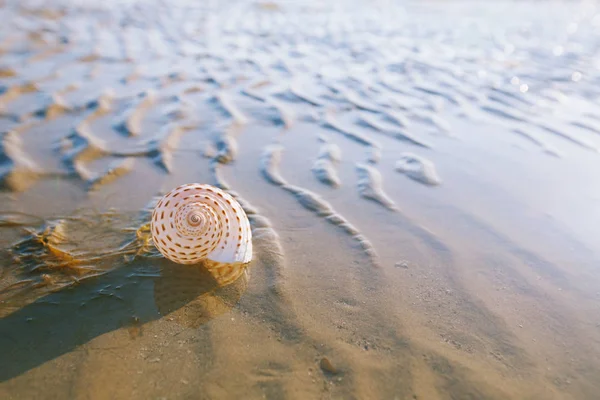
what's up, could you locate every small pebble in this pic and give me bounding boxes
[320,357,337,374]
[395,261,409,269]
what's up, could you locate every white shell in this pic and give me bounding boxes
[151,183,252,264]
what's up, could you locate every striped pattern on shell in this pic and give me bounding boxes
[151,183,252,265]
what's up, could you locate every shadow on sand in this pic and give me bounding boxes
[0,258,249,381]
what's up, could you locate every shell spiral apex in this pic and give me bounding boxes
[151,183,252,265]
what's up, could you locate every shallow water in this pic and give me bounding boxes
[1,0,600,398]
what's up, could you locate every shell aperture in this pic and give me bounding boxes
[151,183,252,264]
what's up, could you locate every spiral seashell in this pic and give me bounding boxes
[151,183,252,265]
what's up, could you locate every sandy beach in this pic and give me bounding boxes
[1,0,600,398]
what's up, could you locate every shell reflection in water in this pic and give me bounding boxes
[153,259,249,328]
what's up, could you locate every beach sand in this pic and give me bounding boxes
[1,0,600,398]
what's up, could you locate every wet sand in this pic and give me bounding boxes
[1,0,600,398]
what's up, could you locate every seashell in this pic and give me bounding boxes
[151,183,252,265]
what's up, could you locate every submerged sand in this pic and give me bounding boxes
[1,0,600,398]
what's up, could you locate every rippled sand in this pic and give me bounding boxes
[1,0,600,398]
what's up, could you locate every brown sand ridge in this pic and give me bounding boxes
[1,0,600,399]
